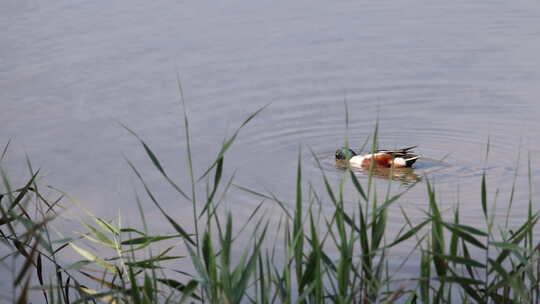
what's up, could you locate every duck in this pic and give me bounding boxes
[335,146,421,168]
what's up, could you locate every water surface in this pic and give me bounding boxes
[2,0,540,283]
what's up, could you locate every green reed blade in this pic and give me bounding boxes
[433,252,486,268]
[233,184,273,201]
[8,170,39,212]
[386,219,430,248]
[426,180,446,277]
[186,244,210,290]
[125,158,195,246]
[220,222,233,300]
[121,234,182,246]
[0,139,11,164]
[505,148,521,228]
[198,104,268,182]
[78,270,122,290]
[373,187,414,219]
[419,249,430,303]
[93,216,120,236]
[232,224,268,304]
[127,265,142,304]
[201,231,217,299]
[14,240,38,287]
[349,169,368,202]
[309,212,323,302]
[481,172,487,220]
[310,147,337,204]
[450,203,460,258]
[143,273,154,303]
[372,203,387,251]
[490,212,540,272]
[527,153,533,250]
[81,221,115,248]
[444,222,488,236]
[15,275,31,304]
[69,243,115,273]
[441,222,486,249]
[198,156,223,218]
[293,148,304,296]
[436,276,483,302]
[177,280,200,303]
[120,123,190,201]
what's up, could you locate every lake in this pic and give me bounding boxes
[2,0,540,288]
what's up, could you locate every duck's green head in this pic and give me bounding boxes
[335,147,357,160]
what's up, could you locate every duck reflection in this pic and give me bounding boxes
[335,160,422,184]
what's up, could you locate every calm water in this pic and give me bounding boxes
[2,0,540,284]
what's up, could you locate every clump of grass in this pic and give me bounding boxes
[0,142,87,303]
[2,98,540,303]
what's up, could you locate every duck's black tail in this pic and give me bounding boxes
[404,155,421,167]
[377,146,418,154]
[399,145,418,153]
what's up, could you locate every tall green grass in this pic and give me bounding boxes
[1,102,540,303]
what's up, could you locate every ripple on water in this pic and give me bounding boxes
[229,81,521,184]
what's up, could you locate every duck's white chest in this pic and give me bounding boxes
[349,155,365,166]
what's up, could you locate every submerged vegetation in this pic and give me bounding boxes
[1,102,540,303]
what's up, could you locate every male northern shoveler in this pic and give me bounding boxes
[335,146,421,168]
